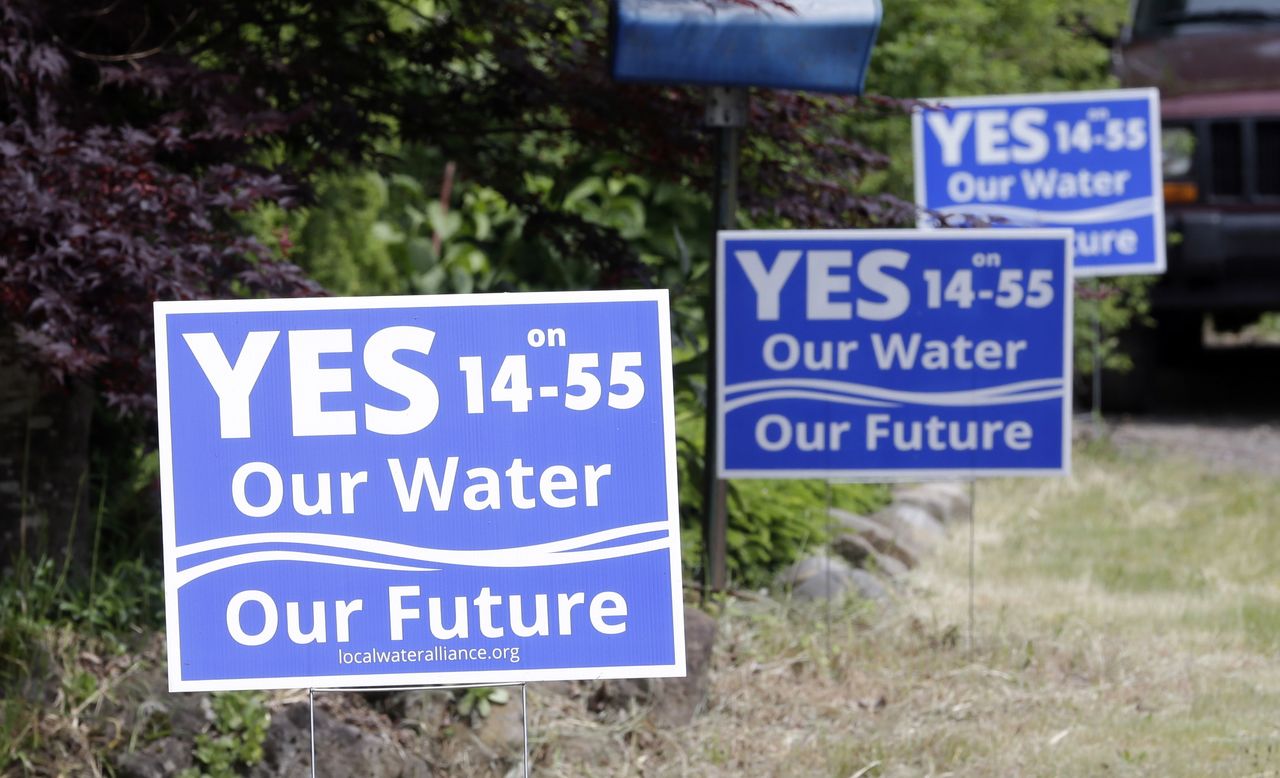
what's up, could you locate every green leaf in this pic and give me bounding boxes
[406,236,437,272]
[472,209,492,241]
[450,265,475,294]
[389,172,425,197]
[563,176,604,209]
[426,201,463,242]
[370,220,404,245]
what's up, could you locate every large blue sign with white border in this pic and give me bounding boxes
[913,88,1164,277]
[718,230,1072,479]
[156,291,683,692]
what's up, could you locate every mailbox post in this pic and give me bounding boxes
[610,0,882,593]
[702,86,747,594]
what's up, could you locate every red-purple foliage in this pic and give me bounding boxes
[0,0,915,414]
[0,1,322,413]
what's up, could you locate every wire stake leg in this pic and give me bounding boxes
[968,479,976,655]
[309,687,317,778]
[522,682,530,778]
[1093,297,1103,429]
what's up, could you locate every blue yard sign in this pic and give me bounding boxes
[156,291,682,692]
[718,230,1073,479]
[913,88,1164,277]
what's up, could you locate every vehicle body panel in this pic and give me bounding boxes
[1117,1,1280,317]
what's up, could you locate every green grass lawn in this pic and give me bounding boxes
[534,436,1280,776]
[907,438,1280,776]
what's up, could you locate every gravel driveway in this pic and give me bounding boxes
[1101,416,1280,475]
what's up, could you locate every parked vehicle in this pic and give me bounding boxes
[1116,0,1280,341]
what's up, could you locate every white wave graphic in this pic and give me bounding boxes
[725,390,897,412]
[933,196,1153,227]
[177,522,670,561]
[173,522,673,589]
[174,551,436,589]
[726,388,1063,412]
[724,377,1064,411]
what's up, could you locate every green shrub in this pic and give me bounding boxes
[1073,276,1155,375]
[454,686,510,722]
[0,556,166,770]
[726,479,888,589]
[180,692,271,778]
[676,406,889,589]
[0,557,164,680]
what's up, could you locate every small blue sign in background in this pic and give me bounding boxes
[156,292,682,691]
[913,88,1163,277]
[718,230,1072,479]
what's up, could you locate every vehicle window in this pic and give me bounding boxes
[1133,0,1280,38]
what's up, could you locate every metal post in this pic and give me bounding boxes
[309,687,317,778]
[967,480,976,655]
[824,479,833,660]
[703,86,747,595]
[521,683,530,778]
[1092,300,1103,427]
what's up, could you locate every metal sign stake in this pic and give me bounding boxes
[825,479,834,662]
[1092,298,1104,428]
[703,86,747,595]
[521,682,530,778]
[968,479,976,656]
[309,687,316,776]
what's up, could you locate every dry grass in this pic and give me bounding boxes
[531,437,1280,777]
[10,435,1278,776]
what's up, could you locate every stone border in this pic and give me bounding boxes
[774,481,972,603]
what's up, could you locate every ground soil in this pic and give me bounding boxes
[1105,416,1280,475]
[1093,334,1280,473]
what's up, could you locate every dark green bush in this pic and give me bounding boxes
[676,410,889,589]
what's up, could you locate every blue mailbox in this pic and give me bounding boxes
[610,0,882,94]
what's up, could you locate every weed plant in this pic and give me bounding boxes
[0,556,164,770]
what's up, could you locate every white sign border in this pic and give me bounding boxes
[156,289,686,692]
[911,87,1165,278]
[715,228,1074,482]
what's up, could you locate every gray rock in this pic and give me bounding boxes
[829,508,922,567]
[775,554,852,595]
[543,731,616,771]
[831,531,874,566]
[585,608,717,728]
[775,555,888,602]
[848,568,891,600]
[367,688,449,729]
[250,702,431,778]
[535,680,577,698]
[866,551,908,581]
[107,663,209,778]
[868,503,947,548]
[831,534,909,580]
[893,482,972,524]
[648,607,717,727]
[114,737,193,778]
[473,694,525,756]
